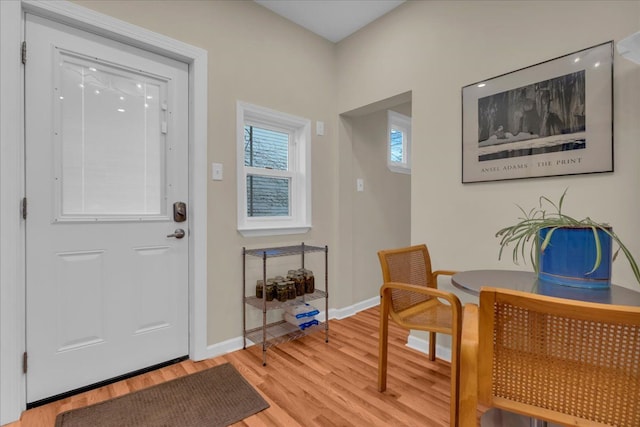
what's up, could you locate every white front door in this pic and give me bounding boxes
[25,14,189,403]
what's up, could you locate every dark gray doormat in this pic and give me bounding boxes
[55,363,269,427]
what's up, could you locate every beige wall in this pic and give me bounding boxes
[345,102,412,303]
[72,0,640,352]
[338,1,640,302]
[74,0,339,345]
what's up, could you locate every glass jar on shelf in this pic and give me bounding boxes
[300,268,315,293]
[276,283,288,302]
[265,280,276,301]
[285,281,296,300]
[293,273,305,296]
[255,279,264,298]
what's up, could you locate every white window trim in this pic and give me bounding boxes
[236,101,311,237]
[387,110,412,174]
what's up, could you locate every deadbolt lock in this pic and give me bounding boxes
[173,202,187,222]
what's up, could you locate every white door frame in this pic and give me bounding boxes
[0,1,208,423]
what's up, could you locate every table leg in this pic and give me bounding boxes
[530,420,547,427]
[481,409,552,427]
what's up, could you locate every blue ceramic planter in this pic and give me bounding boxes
[538,227,612,289]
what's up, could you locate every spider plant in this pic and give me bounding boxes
[495,189,640,285]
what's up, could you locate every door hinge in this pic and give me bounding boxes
[23,352,28,374]
[21,41,26,65]
[22,197,27,220]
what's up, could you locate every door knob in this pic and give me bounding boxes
[167,229,185,239]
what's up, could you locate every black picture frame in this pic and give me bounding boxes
[462,41,613,183]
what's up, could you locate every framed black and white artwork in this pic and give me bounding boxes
[462,41,613,183]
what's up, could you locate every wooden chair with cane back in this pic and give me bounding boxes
[459,287,640,427]
[377,244,462,427]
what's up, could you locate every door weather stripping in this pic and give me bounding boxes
[22,197,27,220]
[21,41,26,65]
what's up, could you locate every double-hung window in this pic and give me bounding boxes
[237,101,311,236]
[387,110,411,174]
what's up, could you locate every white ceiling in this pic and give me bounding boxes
[254,0,406,43]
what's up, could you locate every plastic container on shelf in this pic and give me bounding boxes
[284,313,319,330]
[285,303,319,319]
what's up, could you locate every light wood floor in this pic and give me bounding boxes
[7,306,480,427]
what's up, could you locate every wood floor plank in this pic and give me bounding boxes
[5,306,480,427]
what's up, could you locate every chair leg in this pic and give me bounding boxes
[460,304,479,427]
[450,331,461,427]
[378,296,390,392]
[428,331,436,361]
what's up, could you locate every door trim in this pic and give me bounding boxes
[0,1,208,423]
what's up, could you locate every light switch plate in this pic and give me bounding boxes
[212,163,223,181]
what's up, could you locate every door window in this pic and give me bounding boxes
[55,49,168,220]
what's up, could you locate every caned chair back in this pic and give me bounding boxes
[477,287,640,427]
[378,244,436,315]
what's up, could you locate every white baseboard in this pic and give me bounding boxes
[201,298,454,365]
[406,335,452,363]
[203,336,245,359]
[203,296,381,359]
[330,295,379,319]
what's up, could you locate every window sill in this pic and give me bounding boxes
[387,164,411,175]
[238,225,311,237]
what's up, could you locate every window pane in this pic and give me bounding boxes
[390,128,404,163]
[58,52,165,217]
[244,125,288,170]
[246,175,290,217]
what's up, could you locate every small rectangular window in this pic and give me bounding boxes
[244,124,291,217]
[387,110,411,174]
[390,128,405,163]
[237,101,311,236]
